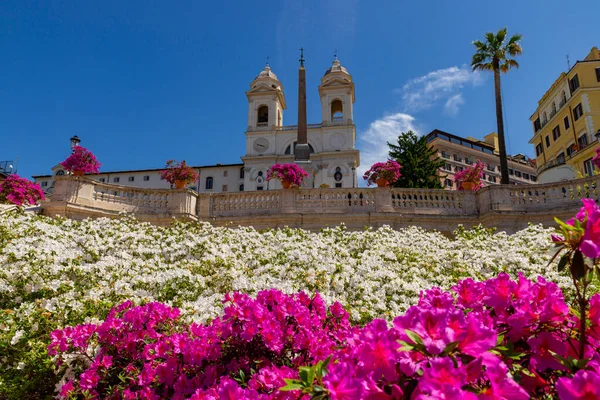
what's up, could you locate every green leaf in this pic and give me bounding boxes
[557,253,570,273]
[441,341,459,356]
[404,329,424,346]
[279,379,304,391]
[571,250,586,280]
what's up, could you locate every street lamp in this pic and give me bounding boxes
[70,135,81,151]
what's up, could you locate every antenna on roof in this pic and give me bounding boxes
[333,48,338,61]
[566,54,571,70]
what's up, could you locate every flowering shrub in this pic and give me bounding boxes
[266,163,309,187]
[363,160,402,186]
[592,147,600,171]
[454,160,486,191]
[48,275,600,399]
[1,212,571,398]
[160,160,199,185]
[59,146,101,175]
[0,175,45,206]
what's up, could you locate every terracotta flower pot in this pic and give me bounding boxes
[175,180,187,189]
[281,181,292,189]
[461,181,475,191]
[376,178,388,187]
[72,171,84,177]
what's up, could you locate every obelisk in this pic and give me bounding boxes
[295,48,311,163]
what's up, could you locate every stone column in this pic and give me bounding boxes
[196,193,213,219]
[295,49,310,162]
[375,187,394,212]
[168,189,198,220]
[280,189,296,214]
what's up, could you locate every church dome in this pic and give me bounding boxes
[255,64,278,80]
[324,59,349,76]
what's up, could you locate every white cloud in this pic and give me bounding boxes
[400,65,482,115]
[443,94,464,116]
[356,113,418,185]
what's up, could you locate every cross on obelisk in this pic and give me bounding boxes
[295,47,310,163]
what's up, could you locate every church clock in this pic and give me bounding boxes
[253,138,269,154]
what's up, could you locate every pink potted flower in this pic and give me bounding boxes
[0,175,45,206]
[454,160,486,191]
[59,146,101,176]
[363,160,402,187]
[160,160,199,189]
[266,163,309,189]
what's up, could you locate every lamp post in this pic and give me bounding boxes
[70,135,81,152]
[351,166,356,187]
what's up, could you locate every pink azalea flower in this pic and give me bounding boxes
[556,370,600,400]
[528,332,567,371]
[323,362,363,400]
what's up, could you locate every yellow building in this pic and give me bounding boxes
[529,46,600,183]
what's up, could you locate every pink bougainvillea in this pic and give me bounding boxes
[160,160,199,185]
[454,160,486,191]
[59,146,101,175]
[266,163,309,187]
[0,175,45,206]
[362,160,402,186]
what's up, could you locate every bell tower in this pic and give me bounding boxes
[246,64,286,129]
[318,57,355,124]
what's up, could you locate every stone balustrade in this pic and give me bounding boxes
[40,175,600,233]
[44,176,198,223]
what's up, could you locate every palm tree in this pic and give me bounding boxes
[472,28,522,185]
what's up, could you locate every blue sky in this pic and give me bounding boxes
[2,0,600,179]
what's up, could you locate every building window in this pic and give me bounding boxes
[441,151,448,159]
[257,186,263,191]
[564,116,570,130]
[455,166,463,172]
[557,152,566,163]
[257,105,269,125]
[223,170,228,177]
[239,167,245,179]
[335,182,342,188]
[523,173,530,180]
[143,175,150,181]
[490,176,497,183]
[578,134,588,149]
[56,170,65,176]
[99,178,106,183]
[445,179,453,188]
[552,125,561,140]
[222,184,228,192]
[331,99,344,121]
[596,67,600,82]
[509,169,514,176]
[574,103,584,120]
[515,171,522,178]
[453,154,462,162]
[445,163,452,171]
[535,143,543,156]
[113,177,120,183]
[41,181,48,187]
[239,184,244,192]
[531,175,537,182]
[584,159,594,177]
[128,176,135,182]
[566,144,576,156]
[545,135,551,148]
[465,157,472,165]
[569,74,580,94]
[205,177,213,190]
[533,118,541,132]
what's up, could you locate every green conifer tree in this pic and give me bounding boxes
[387,131,445,188]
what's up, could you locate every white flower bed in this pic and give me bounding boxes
[0,212,566,328]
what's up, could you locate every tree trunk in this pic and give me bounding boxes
[494,62,509,185]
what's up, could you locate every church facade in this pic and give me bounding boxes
[33,59,360,193]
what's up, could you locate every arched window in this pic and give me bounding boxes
[239,167,245,179]
[331,100,344,121]
[257,105,269,126]
[56,170,65,176]
[205,177,213,190]
[284,142,315,155]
